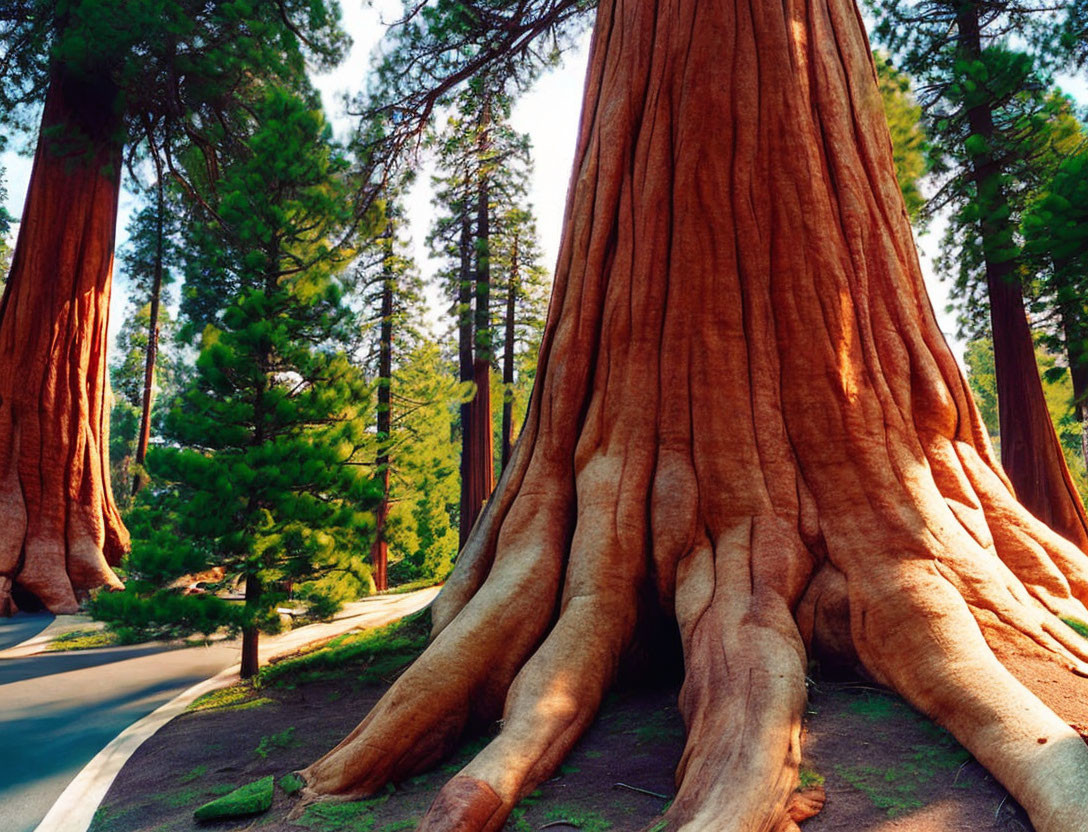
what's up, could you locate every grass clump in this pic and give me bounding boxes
[188,685,273,713]
[47,628,119,651]
[178,765,207,784]
[542,806,613,831]
[193,776,274,821]
[254,726,298,758]
[258,610,430,688]
[834,736,970,817]
[799,766,825,789]
[835,689,972,817]
[89,805,137,832]
[295,795,392,832]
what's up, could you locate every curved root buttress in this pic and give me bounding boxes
[302,0,1088,828]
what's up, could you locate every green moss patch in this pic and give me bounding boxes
[279,773,305,795]
[193,775,274,821]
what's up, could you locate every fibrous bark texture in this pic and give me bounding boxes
[0,69,129,615]
[301,0,1088,828]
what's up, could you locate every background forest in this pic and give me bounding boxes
[1,0,1086,671]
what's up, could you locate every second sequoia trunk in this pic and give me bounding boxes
[0,68,129,614]
[300,0,1088,829]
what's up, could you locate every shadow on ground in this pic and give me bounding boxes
[89,659,1034,831]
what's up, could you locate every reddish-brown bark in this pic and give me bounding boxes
[0,69,129,615]
[460,113,497,547]
[132,174,166,497]
[371,227,395,593]
[299,0,1088,828]
[501,231,519,470]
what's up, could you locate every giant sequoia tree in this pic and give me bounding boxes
[0,0,345,614]
[299,0,1088,829]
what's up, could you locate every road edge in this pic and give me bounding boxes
[34,587,440,832]
[34,663,241,832]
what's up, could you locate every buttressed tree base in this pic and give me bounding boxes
[301,0,1088,828]
[0,70,128,615]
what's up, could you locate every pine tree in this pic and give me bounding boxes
[121,177,180,495]
[108,300,179,503]
[875,53,929,224]
[1022,110,1088,476]
[0,160,11,289]
[492,204,549,473]
[385,341,461,584]
[428,90,536,545]
[354,198,426,590]
[93,90,377,679]
[869,0,1088,549]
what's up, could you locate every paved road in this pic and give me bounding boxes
[0,612,54,652]
[0,589,439,832]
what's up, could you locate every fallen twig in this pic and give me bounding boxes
[614,782,671,800]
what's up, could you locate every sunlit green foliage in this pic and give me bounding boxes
[93,90,378,642]
[964,336,1088,500]
[874,53,929,223]
[0,0,347,162]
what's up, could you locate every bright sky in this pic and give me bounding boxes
[2,4,1085,365]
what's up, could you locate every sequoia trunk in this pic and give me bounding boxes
[300,0,1088,829]
[457,214,478,550]
[132,175,166,497]
[460,104,496,546]
[0,69,129,615]
[371,226,395,592]
[501,233,519,470]
[956,3,1088,551]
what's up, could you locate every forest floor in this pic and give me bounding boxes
[88,612,1035,832]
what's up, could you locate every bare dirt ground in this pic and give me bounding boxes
[88,629,1035,832]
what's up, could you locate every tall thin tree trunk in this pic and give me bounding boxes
[457,213,477,550]
[0,68,129,614]
[1058,297,1088,477]
[464,100,496,541]
[240,573,261,679]
[132,172,166,496]
[370,224,394,592]
[501,233,520,470]
[956,4,1088,551]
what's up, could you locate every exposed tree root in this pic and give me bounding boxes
[300,0,1088,827]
